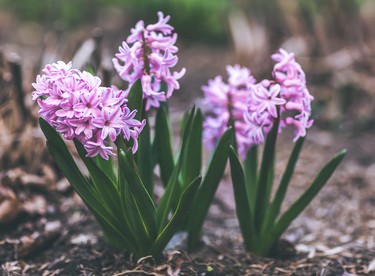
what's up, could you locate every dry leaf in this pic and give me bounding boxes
[20,174,48,187]
[0,188,21,224]
[16,221,61,258]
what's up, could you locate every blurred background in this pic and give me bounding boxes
[0,0,375,172]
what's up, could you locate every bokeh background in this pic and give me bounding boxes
[0,0,374,171]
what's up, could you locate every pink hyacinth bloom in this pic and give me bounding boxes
[74,91,101,117]
[92,106,125,142]
[32,61,144,158]
[272,48,314,140]
[203,49,314,159]
[202,64,256,158]
[121,107,144,140]
[241,49,313,150]
[43,61,74,78]
[113,12,185,110]
[68,117,96,139]
[243,112,270,145]
[252,83,286,118]
[85,136,116,160]
[146,12,174,35]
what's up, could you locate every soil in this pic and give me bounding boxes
[2,6,375,275]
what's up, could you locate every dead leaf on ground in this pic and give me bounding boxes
[0,187,21,224]
[15,221,62,258]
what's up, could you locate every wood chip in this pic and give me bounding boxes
[15,221,62,258]
[20,173,48,187]
[0,188,21,224]
[70,234,97,245]
[367,259,375,273]
[23,195,47,215]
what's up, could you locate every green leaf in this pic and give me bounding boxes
[187,127,232,251]
[127,79,143,121]
[150,176,201,258]
[93,154,117,186]
[179,109,190,143]
[265,149,347,253]
[39,118,97,198]
[136,114,154,195]
[228,146,255,251]
[47,143,136,250]
[254,116,280,234]
[153,103,175,187]
[39,118,136,251]
[74,140,122,216]
[244,145,258,213]
[181,108,202,188]
[261,137,305,235]
[120,149,158,243]
[117,149,144,253]
[156,106,196,232]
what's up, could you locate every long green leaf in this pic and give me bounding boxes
[136,114,154,195]
[39,118,97,199]
[127,79,143,121]
[117,148,152,252]
[265,149,347,253]
[180,109,202,189]
[187,128,232,251]
[261,137,305,235]
[121,149,158,243]
[117,148,145,254]
[254,116,280,233]
[156,106,196,232]
[179,109,190,144]
[153,103,175,187]
[228,146,255,251]
[74,140,122,216]
[48,143,136,250]
[244,145,258,213]
[150,176,201,258]
[40,119,137,251]
[93,154,117,186]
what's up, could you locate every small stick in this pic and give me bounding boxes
[8,54,28,125]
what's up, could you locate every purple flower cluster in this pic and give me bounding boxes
[202,49,313,158]
[202,64,256,156]
[271,49,314,141]
[113,12,185,111]
[32,61,145,160]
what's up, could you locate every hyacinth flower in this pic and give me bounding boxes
[113,12,233,254]
[112,12,188,196]
[113,11,185,111]
[202,50,346,257]
[33,60,206,260]
[184,64,255,250]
